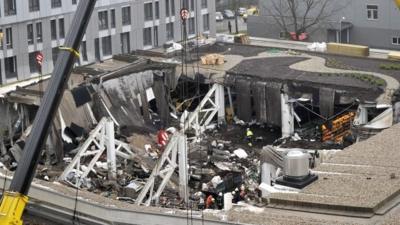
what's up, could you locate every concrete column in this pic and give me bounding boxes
[106,118,117,180]
[354,105,368,125]
[281,91,294,138]
[178,134,188,203]
[216,84,226,125]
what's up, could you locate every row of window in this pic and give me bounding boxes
[2,0,77,16]
[98,7,131,30]
[144,0,208,21]
[0,12,210,50]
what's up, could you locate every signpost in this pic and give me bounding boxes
[36,52,44,98]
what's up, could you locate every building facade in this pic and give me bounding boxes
[0,0,216,85]
[248,0,400,50]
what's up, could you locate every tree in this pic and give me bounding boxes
[263,0,348,41]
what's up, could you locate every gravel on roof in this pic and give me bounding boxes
[270,123,400,213]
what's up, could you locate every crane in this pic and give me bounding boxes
[0,1,96,224]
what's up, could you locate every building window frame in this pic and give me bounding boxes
[166,22,174,40]
[201,0,207,9]
[144,2,153,21]
[98,10,109,30]
[5,27,13,49]
[27,24,34,45]
[110,9,116,28]
[51,0,62,8]
[366,4,378,20]
[29,0,40,12]
[143,27,152,46]
[203,14,209,31]
[36,22,43,43]
[4,0,17,16]
[392,37,400,45]
[50,19,57,40]
[101,36,112,57]
[122,6,131,25]
[59,18,65,39]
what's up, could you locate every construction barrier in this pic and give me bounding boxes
[327,43,369,57]
[388,51,400,61]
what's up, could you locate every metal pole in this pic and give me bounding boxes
[339,20,342,43]
[9,0,97,195]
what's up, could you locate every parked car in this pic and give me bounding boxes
[238,7,247,16]
[223,9,235,19]
[216,11,224,22]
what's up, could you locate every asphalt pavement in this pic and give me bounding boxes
[216,17,247,34]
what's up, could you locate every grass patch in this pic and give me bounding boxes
[379,63,400,70]
[325,58,356,70]
[319,73,386,87]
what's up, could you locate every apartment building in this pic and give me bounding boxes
[0,0,216,85]
[248,0,400,50]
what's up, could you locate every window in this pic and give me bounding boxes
[144,3,153,21]
[27,24,34,45]
[155,1,160,19]
[0,29,3,50]
[59,18,65,39]
[81,41,88,61]
[29,0,40,12]
[166,22,174,40]
[110,9,116,28]
[5,27,12,49]
[165,0,170,17]
[143,27,152,46]
[52,47,59,66]
[171,0,175,14]
[5,56,17,79]
[393,37,400,45]
[98,11,108,30]
[183,0,189,9]
[190,0,194,11]
[29,52,40,74]
[51,0,62,8]
[50,19,57,40]
[36,22,43,43]
[154,26,158,47]
[4,0,17,16]
[367,5,378,20]
[203,14,209,31]
[101,36,112,56]
[201,0,207,9]
[122,6,131,25]
[72,0,77,4]
[188,17,195,35]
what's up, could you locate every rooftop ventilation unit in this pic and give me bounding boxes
[276,150,318,189]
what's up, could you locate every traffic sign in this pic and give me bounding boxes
[180,8,190,20]
[36,52,44,67]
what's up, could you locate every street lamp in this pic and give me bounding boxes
[339,16,346,43]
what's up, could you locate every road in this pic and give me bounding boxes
[216,17,247,34]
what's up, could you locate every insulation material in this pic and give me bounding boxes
[71,86,92,107]
[319,87,335,119]
[101,70,154,128]
[265,83,282,126]
[153,77,170,127]
[327,43,369,57]
[253,82,268,123]
[200,54,225,65]
[235,79,252,122]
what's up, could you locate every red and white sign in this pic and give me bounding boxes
[180,8,190,20]
[36,52,44,66]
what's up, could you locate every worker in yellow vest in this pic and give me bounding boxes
[246,128,254,147]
